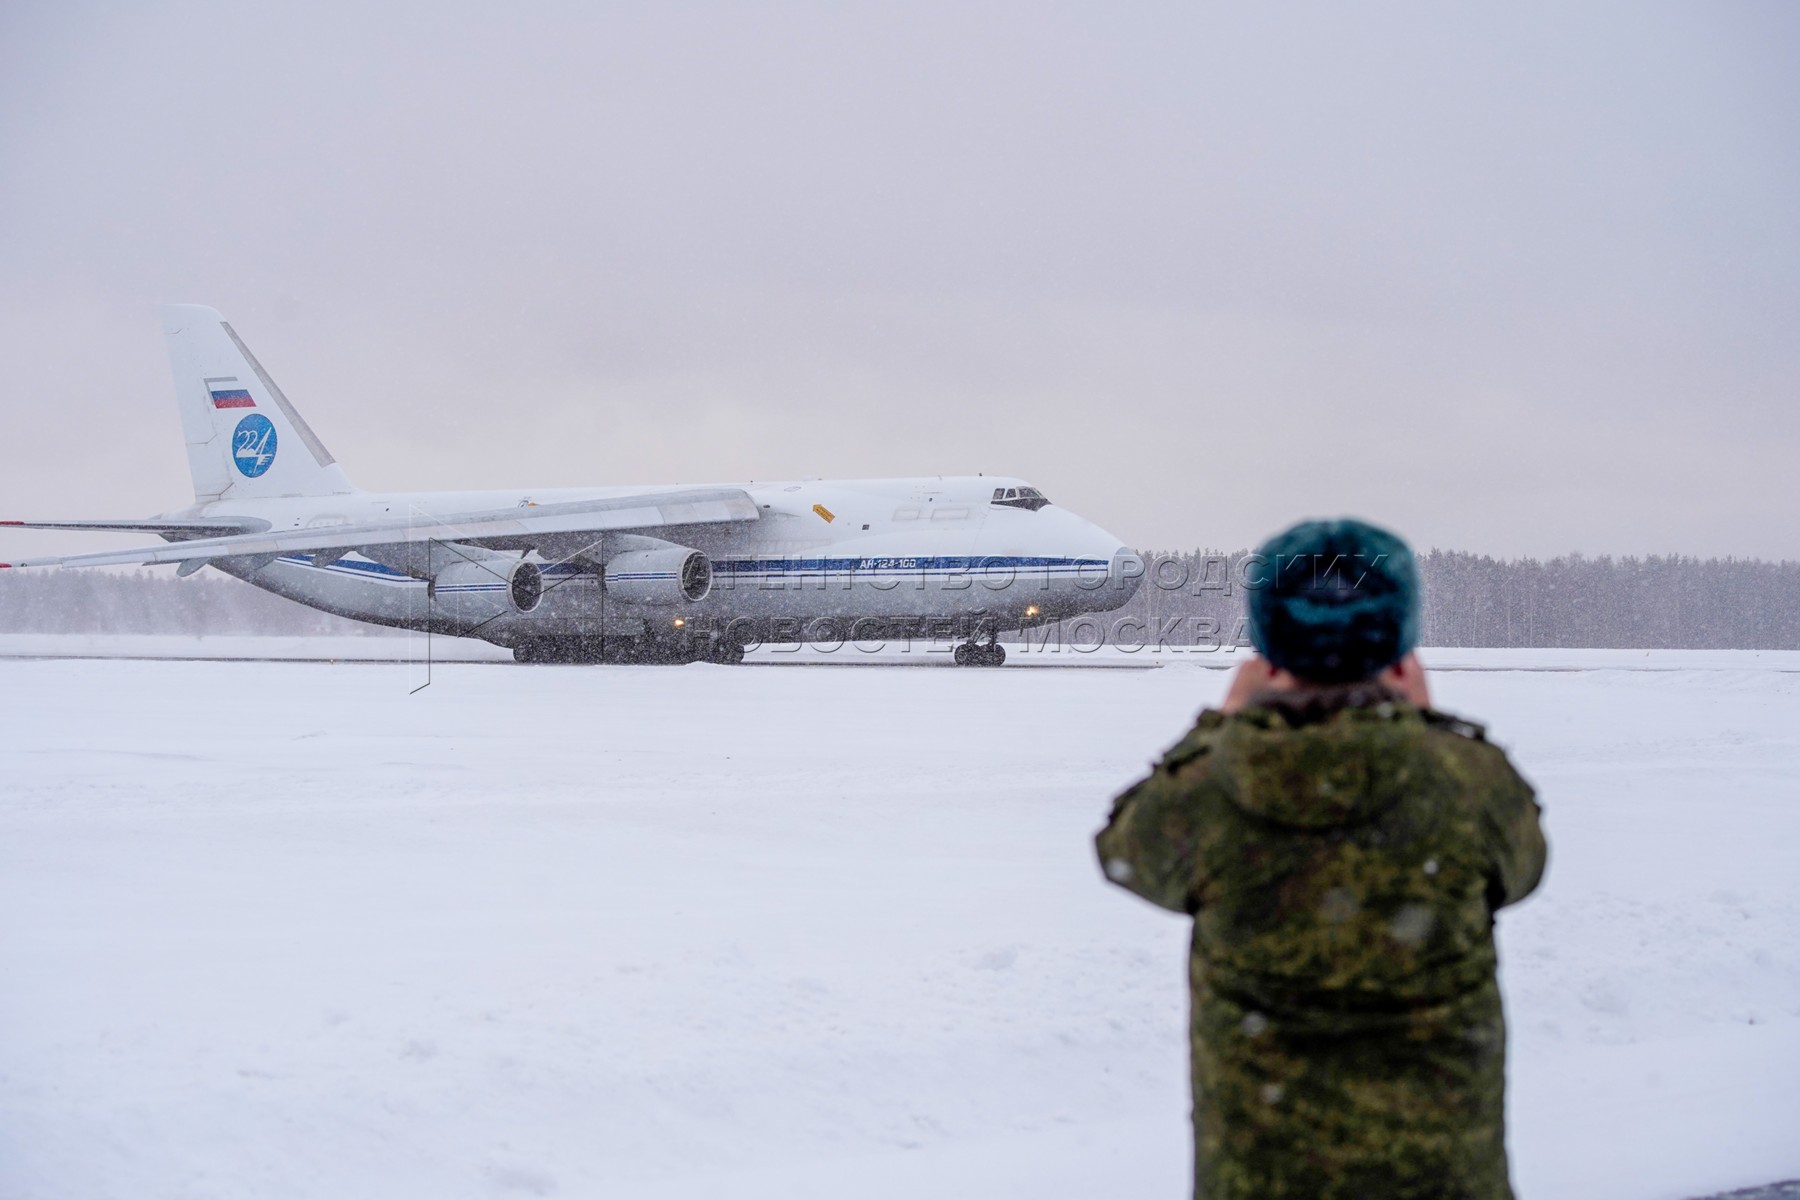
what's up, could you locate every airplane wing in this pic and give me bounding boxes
[1,488,759,569]
[0,517,270,537]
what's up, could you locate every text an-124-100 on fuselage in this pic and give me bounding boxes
[1,305,1144,664]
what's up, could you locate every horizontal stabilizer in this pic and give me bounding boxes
[2,488,759,570]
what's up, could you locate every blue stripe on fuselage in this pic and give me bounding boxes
[276,554,1110,582]
[714,556,1106,573]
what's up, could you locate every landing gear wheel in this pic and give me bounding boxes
[515,639,602,664]
[708,638,747,665]
[954,641,1006,667]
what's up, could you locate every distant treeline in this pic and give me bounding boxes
[0,567,382,637]
[1,550,1796,649]
[1414,550,1799,649]
[1111,549,1800,651]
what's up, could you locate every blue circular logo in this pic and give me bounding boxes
[232,413,278,478]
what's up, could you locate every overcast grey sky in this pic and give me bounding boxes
[2,1,1795,558]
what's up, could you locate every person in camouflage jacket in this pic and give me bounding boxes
[1097,519,1547,1200]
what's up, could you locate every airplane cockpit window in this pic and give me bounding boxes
[990,485,1051,511]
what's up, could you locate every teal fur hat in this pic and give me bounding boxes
[1246,518,1421,683]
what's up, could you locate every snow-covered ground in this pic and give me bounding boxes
[1,649,1796,1199]
[5,632,1797,673]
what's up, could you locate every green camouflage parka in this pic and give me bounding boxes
[1096,683,1547,1200]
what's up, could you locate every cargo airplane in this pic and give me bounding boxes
[1,305,1145,664]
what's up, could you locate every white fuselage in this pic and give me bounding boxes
[182,475,1144,650]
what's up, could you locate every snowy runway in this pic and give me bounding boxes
[2,651,1797,1199]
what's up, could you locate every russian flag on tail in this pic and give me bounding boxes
[206,376,255,409]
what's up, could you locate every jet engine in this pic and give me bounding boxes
[428,556,544,626]
[603,539,712,605]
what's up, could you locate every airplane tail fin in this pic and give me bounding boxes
[161,304,357,502]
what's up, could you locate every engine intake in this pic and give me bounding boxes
[430,557,544,626]
[604,545,711,605]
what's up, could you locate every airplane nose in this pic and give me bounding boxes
[1111,548,1145,598]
